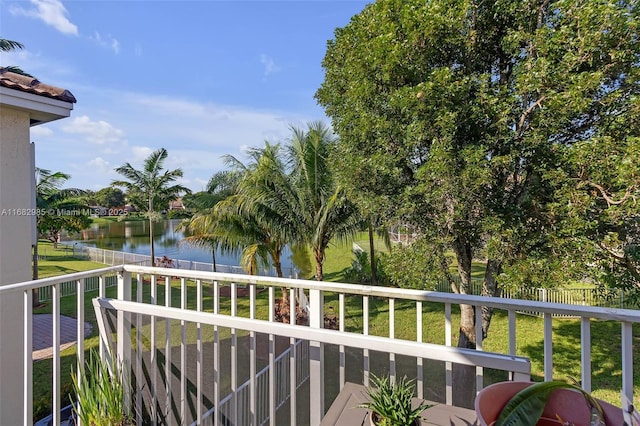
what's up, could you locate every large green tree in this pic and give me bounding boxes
[113,148,191,266]
[317,0,639,404]
[94,187,126,209]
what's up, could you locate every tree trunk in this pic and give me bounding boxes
[149,197,155,267]
[481,258,502,338]
[274,251,289,303]
[368,220,377,285]
[212,249,217,272]
[452,237,477,408]
[314,247,324,281]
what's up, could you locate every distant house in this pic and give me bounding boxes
[168,198,185,210]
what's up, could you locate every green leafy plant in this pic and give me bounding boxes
[71,349,134,426]
[496,380,605,426]
[358,374,430,426]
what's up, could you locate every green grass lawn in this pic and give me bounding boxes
[31,238,639,419]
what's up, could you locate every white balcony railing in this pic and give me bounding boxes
[1,264,639,425]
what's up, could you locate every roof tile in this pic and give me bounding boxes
[0,68,76,103]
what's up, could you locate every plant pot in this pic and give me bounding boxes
[474,381,624,426]
[369,411,420,425]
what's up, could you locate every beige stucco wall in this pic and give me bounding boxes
[0,105,31,424]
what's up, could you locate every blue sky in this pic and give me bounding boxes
[1,0,368,192]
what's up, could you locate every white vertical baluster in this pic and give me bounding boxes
[164,276,171,421]
[117,271,132,417]
[23,289,33,426]
[76,279,85,391]
[289,287,297,424]
[213,280,220,426]
[580,317,591,393]
[136,274,143,425]
[250,283,257,426]
[445,303,452,405]
[475,305,483,392]
[622,322,633,403]
[196,279,203,425]
[268,286,276,426]
[389,298,396,383]
[416,300,423,399]
[544,313,553,380]
[231,282,237,424]
[363,295,370,387]
[180,277,187,424]
[150,274,157,426]
[53,283,60,426]
[339,293,345,388]
[309,288,324,425]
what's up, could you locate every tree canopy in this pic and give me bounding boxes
[94,187,125,208]
[316,0,640,385]
[35,168,89,248]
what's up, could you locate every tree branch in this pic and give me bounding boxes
[517,96,546,135]
[585,181,636,207]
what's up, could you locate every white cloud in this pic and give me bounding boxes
[62,115,126,145]
[32,86,315,192]
[193,178,209,190]
[30,126,54,138]
[90,32,120,54]
[87,157,110,172]
[10,0,78,36]
[130,146,154,162]
[260,54,281,76]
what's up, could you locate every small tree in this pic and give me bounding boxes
[35,168,88,249]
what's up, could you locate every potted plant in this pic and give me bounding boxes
[71,349,135,426]
[357,373,431,426]
[475,380,624,426]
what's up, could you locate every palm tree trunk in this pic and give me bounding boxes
[314,247,324,281]
[149,198,155,267]
[212,249,217,272]
[368,220,377,285]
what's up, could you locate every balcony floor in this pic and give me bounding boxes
[320,382,478,425]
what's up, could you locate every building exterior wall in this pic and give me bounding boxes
[0,105,31,424]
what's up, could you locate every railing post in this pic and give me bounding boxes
[308,288,324,425]
[117,269,132,414]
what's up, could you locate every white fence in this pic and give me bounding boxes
[433,278,632,311]
[71,245,299,278]
[4,265,640,425]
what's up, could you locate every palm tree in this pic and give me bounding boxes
[288,122,361,280]
[236,122,361,281]
[0,37,33,76]
[113,148,191,266]
[178,170,242,272]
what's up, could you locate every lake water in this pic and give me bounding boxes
[69,219,298,272]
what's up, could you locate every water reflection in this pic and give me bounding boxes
[71,219,297,271]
